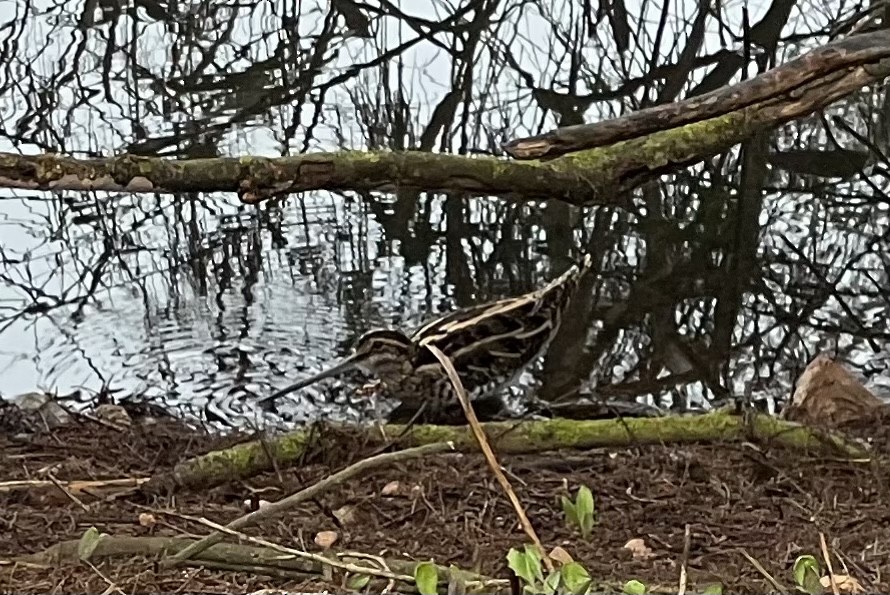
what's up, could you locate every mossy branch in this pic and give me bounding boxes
[10,534,706,594]
[504,30,890,159]
[1,32,889,207]
[142,410,869,494]
[11,535,506,594]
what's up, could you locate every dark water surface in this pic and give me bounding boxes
[1,0,889,428]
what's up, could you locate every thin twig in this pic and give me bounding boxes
[165,441,454,566]
[46,472,88,511]
[182,514,505,590]
[0,477,148,495]
[84,559,125,595]
[739,549,788,594]
[820,532,840,595]
[366,402,429,458]
[129,503,206,537]
[190,515,414,583]
[76,411,128,433]
[258,433,285,487]
[426,344,553,573]
[678,523,690,595]
[14,533,509,590]
[178,559,311,580]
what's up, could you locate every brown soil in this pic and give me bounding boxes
[2,413,890,594]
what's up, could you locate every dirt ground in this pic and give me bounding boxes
[2,409,890,594]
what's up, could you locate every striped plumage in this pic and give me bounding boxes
[260,253,594,415]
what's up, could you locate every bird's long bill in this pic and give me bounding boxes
[258,354,364,403]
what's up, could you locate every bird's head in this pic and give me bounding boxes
[348,329,415,377]
[260,329,415,404]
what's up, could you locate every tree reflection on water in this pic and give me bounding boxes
[0,0,888,428]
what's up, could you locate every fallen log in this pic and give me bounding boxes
[2,33,889,207]
[142,410,870,495]
[9,535,507,594]
[502,30,890,159]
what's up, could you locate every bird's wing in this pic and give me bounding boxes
[410,257,592,383]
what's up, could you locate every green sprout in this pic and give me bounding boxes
[561,485,596,539]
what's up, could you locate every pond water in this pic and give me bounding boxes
[1,0,889,429]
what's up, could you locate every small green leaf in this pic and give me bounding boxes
[507,548,538,587]
[801,575,824,595]
[793,555,821,589]
[414,561,439,595]
[561,561,592,594]
[793,554,819,584]
[347,573,371,590]
[578,510,594,539]
[523,544,545,584]
[576,486,594,519]
[701,583,723,595]
[77,526,103,562]
[561,495,578,525]
[622,579,647,595]
[544,569,562,593]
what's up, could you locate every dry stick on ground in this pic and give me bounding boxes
[187,514,504,591]
[191,515,415,583]
[14,535,510,591]
[739,549,788,594]
[425,344,553,573]
[678,523,690,595]
[820,532,840,595]
[164,441,454,566]
[83,559,125,595]
[162,508,409,582]
[46,473,89,511]
[0,478,149,497]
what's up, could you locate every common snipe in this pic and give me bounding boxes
[259,253,594,416]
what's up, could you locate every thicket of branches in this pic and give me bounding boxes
[0,0,888,422]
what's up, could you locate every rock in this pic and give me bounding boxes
[95,404,132,428]
[333,504,358,525]
[138,513,157,527]
[381,480,402,496]
[623,538,654,559]
[314,530,338,549]
[783,354,884,426]
[241,499,272,511]
[12,392,71,428]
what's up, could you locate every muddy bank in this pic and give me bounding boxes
[2,406,890,593]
